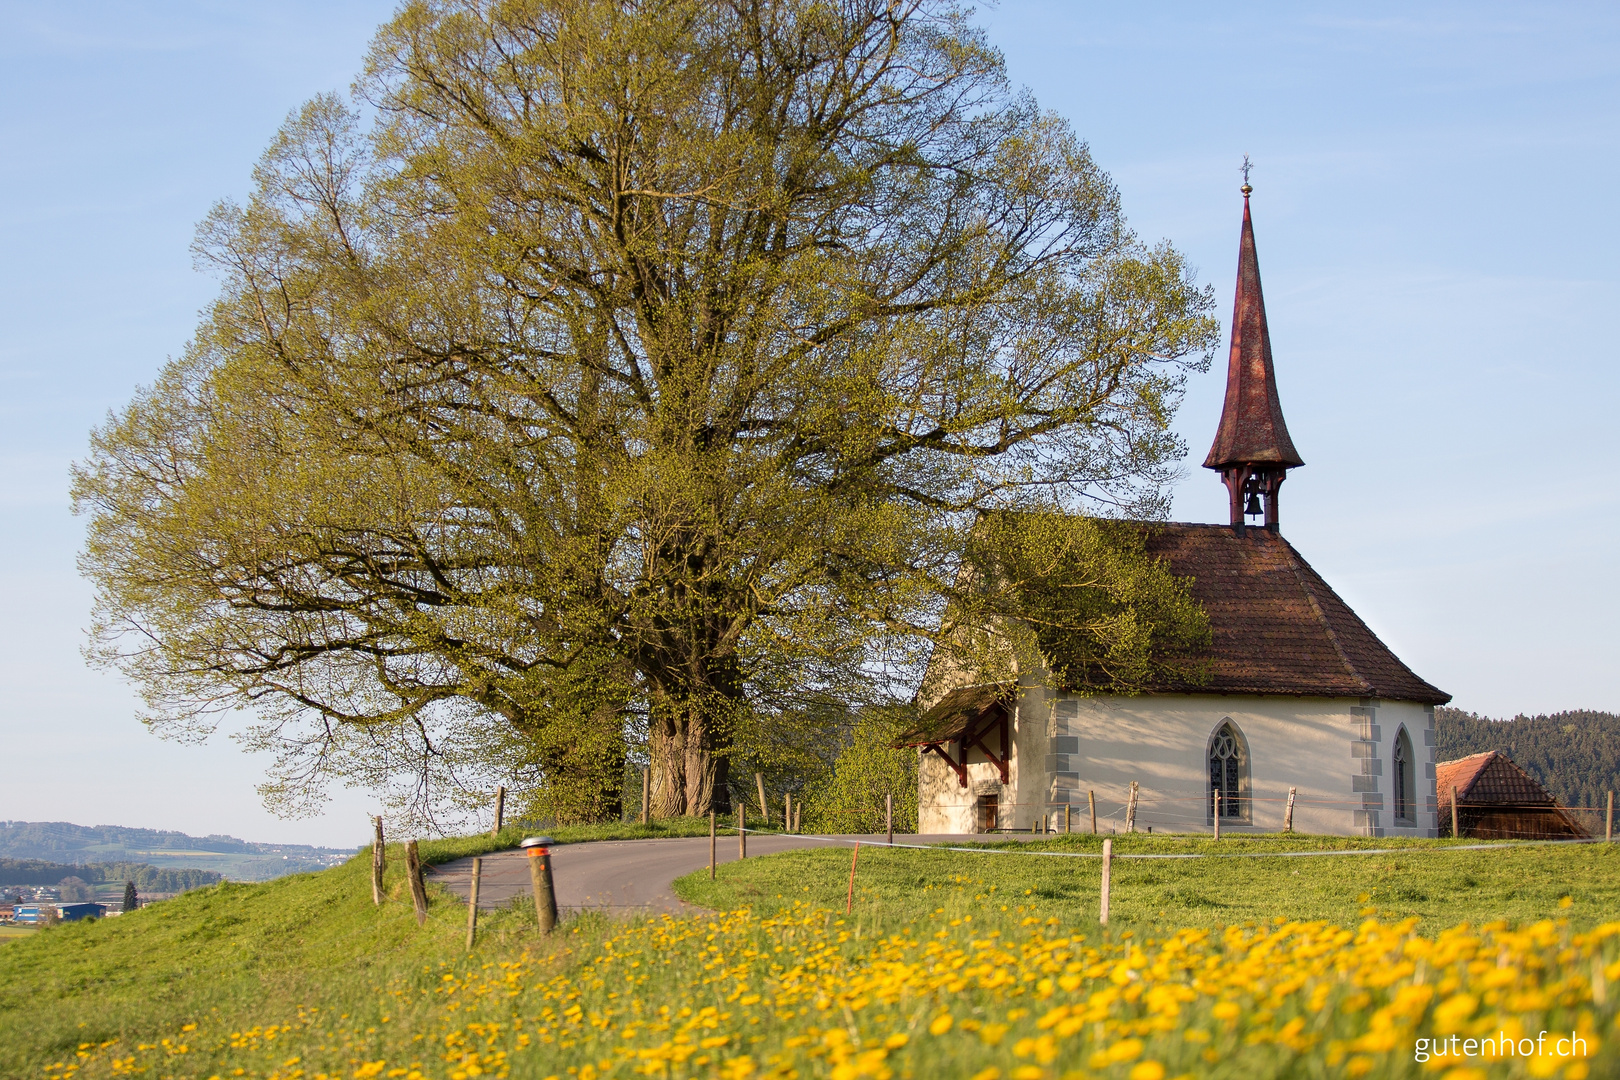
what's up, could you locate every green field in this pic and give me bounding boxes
[0,828,1614,1079]
[676,832,1620,931]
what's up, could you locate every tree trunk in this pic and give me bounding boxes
[649,685,735,817]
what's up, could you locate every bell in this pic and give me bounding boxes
[1244,491,1263,516]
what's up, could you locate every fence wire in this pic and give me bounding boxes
[724,825,1614,861]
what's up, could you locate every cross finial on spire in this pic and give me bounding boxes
[1240,155,1253,197]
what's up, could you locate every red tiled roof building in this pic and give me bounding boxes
[1436,752,1587,840]
[912,183,1449,839]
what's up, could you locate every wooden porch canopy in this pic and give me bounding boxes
[895,683,1013,788]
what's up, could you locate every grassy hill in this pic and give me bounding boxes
[0,821,352,882]
[2,826,1616,1079]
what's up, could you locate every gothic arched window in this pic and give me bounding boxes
[1207,720,1248,822]
[1393,726,1416,824]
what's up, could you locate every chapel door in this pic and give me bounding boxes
[975,794,999,832]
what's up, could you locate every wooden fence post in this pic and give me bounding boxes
[739,805,747,859]
[1284,787,1297,833]
[371,816,386,906]
[756,773,770,824]
[1099,838,1112,926]
[793,802,801,833]
[1125,781,1139,833]
[465,857,481,950]
[886,793,894,847]
[405,840,429,927]
[491,787,506,838]
[845,842,861,914]
[1089,790,1097,835]
[1065,804,1071,834]
[1214,791,1221,841]
[1450,784,1460,839]
[1606,791,1614,843]
[786,793,793,834]
[710,811,717,879]
[641,767,651,825]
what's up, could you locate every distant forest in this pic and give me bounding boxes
[0,858,222,892]
[0,821,342,859]
[1437,708,1620,810]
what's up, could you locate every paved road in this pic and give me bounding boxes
[429,833,1019,917]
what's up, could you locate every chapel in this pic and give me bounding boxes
[906,183,1451,838]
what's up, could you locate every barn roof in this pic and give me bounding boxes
[1054,523,1449,704]
[1436,752,1557,808]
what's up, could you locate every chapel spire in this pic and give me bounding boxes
[1203,167,1303,534]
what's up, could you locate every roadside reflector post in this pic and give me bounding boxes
[1450,785,1460,839]
[846,842,861,914]
[710,811,717,879]
[1284,786,1297,833]
[1125,781,1139,833]
[1099,838,1112,926]
[1213,791,1221,841]
[491,786,506,838]
[371,816,386,906]
[521,836,558,934]
[465,856,481,950]
[739,805,747,859]
[1089,790,1098,835]
[405,840,430,926]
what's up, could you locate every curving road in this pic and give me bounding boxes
[428,833,1014,917]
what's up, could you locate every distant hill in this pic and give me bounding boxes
[0,858,221,892]
[0,822,353,882]
[1436,708,1620,812]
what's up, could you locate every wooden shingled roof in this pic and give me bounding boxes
[896,684,1012,746]
[1059,523,1450,704]
[1436,752,1557,809]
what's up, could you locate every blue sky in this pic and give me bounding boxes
[2,2,1615,846]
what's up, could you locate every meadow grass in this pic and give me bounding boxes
[0,829,1614,1079]
[674,833,1620,932]
[0,822,763,1075]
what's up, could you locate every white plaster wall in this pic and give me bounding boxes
[918,740,1020,833]
[918,690,1440,838]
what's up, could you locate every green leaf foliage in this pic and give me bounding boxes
[72,0,1220,823]
[801,708,920,835]
[949,514,1211,696]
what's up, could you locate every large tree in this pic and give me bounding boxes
[74,0,1218,823]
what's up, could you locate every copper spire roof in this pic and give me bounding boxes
[1203,189,1305,471]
